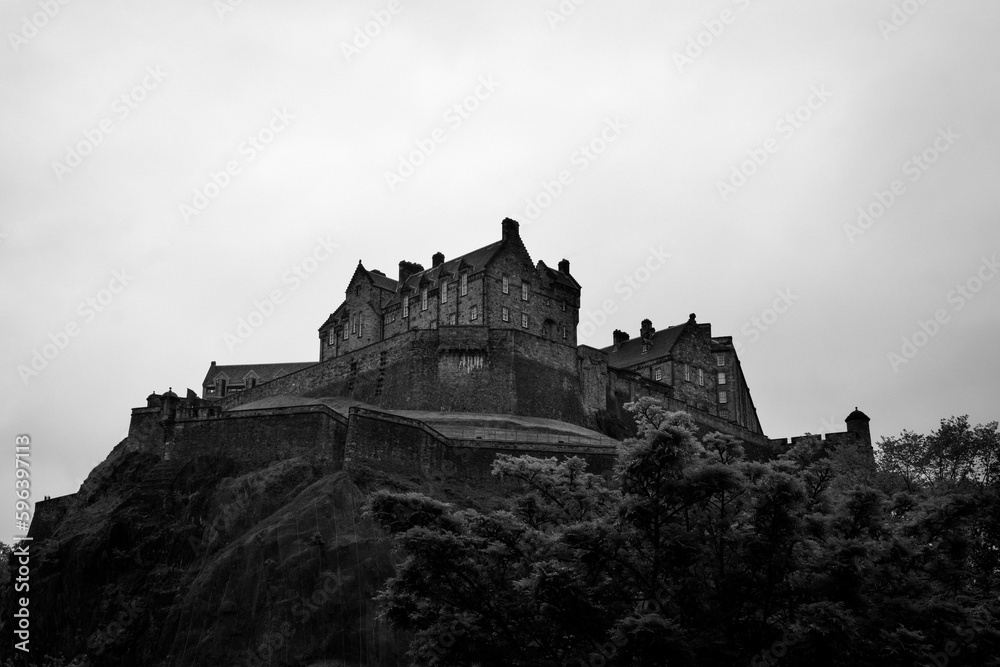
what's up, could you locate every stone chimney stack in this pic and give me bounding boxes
[558,258,570,274]
[501,218,520,242]
[613,329,630,351]
[640,319,655,343]
[432,252,444,268]
[398,260,424,284]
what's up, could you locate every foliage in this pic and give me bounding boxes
[366,406,1000,666]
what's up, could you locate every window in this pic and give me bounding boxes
[502,275,509,294]
[641,344,649,354]
[441,282,448,304]
[501,306,509,322]
[521,313,529,329]
[355,284,360,296]
[328,329,335,344]
[359,314,363,337]
[654,368,662,381]
[421,288,428,311]
[716,354,725,367]
[448,313,456,325]
[719,391,728,404]
[561,326,567,340]
[402,295,409,318]
[351,314,358,334]
[521,281,529,301]
[718,372,727,385]
[246,377,257,389]
[561,301,566,312]
[384,314,389,326]
[684,364,691,382]
[460,273,468,296]
[698,369,704,386]
[343,326,348,340]
[471,306,479,320]
[391,312,396,322]
[720,408,729,418]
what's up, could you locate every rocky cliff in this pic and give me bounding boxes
[2,433,488,667]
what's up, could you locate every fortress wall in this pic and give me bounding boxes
[344,407,617,486]
[169,407,345,468]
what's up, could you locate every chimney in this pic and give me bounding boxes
[613,329,630,351]
[398,260,424,284]
[211,361,216,367]
[501,218,520,242]
[558,258,570,274]
[432,252,444,268]
[640,318,654,342]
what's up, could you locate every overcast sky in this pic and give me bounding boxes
[2,0,998,506]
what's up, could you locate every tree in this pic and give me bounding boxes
[367,405,1000,666]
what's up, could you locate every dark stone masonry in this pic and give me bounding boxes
[81,219,878,492]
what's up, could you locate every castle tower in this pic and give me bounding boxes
[845,407,874,463]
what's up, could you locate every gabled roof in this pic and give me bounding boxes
[601,322,687,369]
[384,240,505,307]
[319,301,347,330]
[347,261,401,295]
[538,260,581,290]
[202,362,315,387]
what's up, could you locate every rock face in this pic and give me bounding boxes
[4,436,414,666]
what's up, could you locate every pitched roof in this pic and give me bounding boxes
[538,260,581,290]
[600,322,687,369]
[202,362,315,386]
[384,240,505,307]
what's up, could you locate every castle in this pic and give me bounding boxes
[103,218,874,485]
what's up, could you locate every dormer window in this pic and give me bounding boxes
[402,296,409,318]
[328,329,335,345]
[502,275,509,294]
[716,353,725,367]
[441,282,448,304]
[351,314,358,334]
[343,326,348,340]
[641,344,649,354]
[421,287,428,311]
[460,273,468,296]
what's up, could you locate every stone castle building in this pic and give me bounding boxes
[118,218,871,482]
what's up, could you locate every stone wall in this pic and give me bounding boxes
[168,406,346,468]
